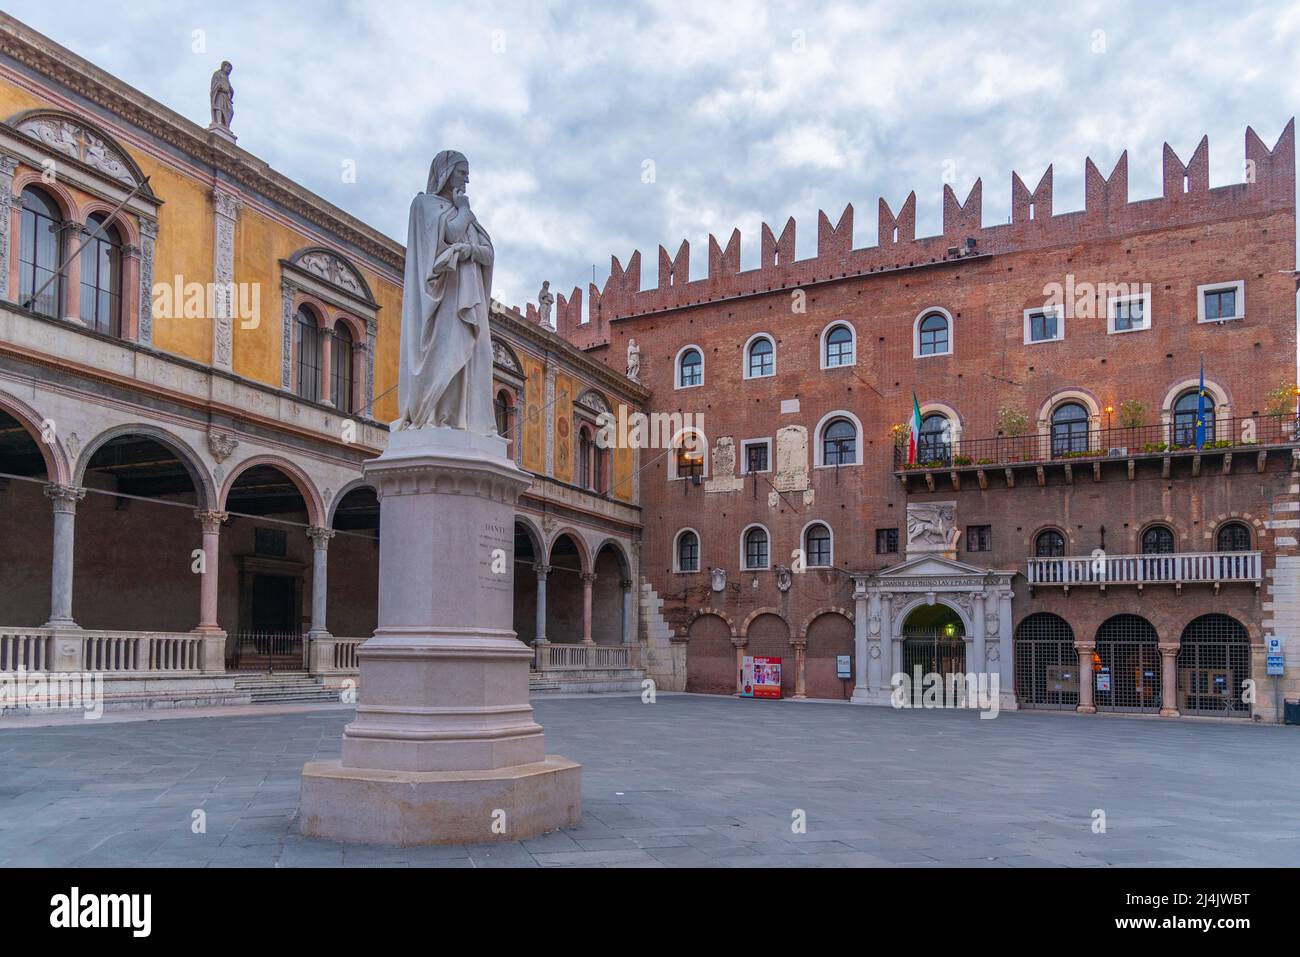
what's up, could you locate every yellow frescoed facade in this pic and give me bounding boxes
[0,13,665,708]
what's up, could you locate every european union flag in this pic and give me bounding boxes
[1194,358,1208,450]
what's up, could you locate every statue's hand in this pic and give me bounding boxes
[452,187,471,210]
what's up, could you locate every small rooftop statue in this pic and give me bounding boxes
[209,61,235,141]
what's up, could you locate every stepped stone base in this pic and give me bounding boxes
[529,668,645,694]
[300,755,582,845]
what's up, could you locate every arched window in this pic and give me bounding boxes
[1050,402,1089,456]
[672,430,705,479]
[295,306,323,402]
[594,444,609,495]
[1141,524,1175,554]
[743,526,769,570]
[1035,529,1066,557]
[804,523,832,567]
[1216,521,1251,552]
[676,530,700,572]
[577,426,593,490]
[79,213,123,335]
[495,389,514,439]
[822,418,857,466]
[1172,389,1214,447]
[917,312,950,356]
[331,321,355,411]
[677,347,702,388]
[19,186,64,318]
[746,336,775,378]
[918,414,951,464]
[824,324,853,367]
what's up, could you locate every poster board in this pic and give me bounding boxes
[740,655,782,699]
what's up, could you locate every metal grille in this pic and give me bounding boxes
[1177,614,1251,717]
[1014,613,1078,710]
[1094,614,1161,713]
[901,630,967,707]
[230,631,304,672]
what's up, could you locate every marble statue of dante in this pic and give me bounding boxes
[397,150,496,433]
[210,62,234,129]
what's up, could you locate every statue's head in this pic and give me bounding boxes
[427,150,469,197]
[541,280,550,291]
[220,61,232,74]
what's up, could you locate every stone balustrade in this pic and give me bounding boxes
[536,642,641,671]
[1027,551,1262,590]
[0,628,225,673]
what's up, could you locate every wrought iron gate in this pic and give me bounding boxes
[1014,613,1078,710]
[1177,615,1251,717]
[901,630,967,707]
[230,631,305,672]
[1094,615,1161,713]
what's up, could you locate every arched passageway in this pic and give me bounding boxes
[545,533,585,643]
[1014,613,1077,710]
[222,463,312,669]
[328,485,379,639]
[0,409,54,629]
[76,433,202,632]
[686,613,735,695]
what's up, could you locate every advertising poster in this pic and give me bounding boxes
[739,655,782,699]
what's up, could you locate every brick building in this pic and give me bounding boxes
[544,122,1300,721]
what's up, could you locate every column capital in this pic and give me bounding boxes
[620,578,634,592]
[535,563,552,581]
[307,526,336,548]
[580,571,597,584]
[1157,642,1180,656]
[194,508,229,532]
[44,483,85,512]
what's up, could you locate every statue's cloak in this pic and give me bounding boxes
[397,191,495,432]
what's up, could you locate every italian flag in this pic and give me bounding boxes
[907,393,921,465]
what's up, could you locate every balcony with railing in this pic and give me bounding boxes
[894,415,1300,491]
[1026,550,1262,594]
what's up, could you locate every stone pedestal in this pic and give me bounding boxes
[300,427,582,845]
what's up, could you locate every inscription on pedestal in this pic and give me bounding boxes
[479,520,513,593]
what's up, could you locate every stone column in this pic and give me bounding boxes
[791,639,807,699]
[44,484,85,629]
[1076,642,1097,714]
[850,579,870,702]
[306,526,334,639]
[734,638,746,695]
[881,592,899,683]
[193,509,229,672]
[997,589,1015,696]
[300,427,581,845]
[1158,642,1180,717]
[533,564,550,646]
[620,578,635,644]
[969,591,987,677]
[56,221,82,323]
[580,571,596,644]
[0,154,17,301]
[320,332,334,406]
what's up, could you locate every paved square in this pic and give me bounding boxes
[1,695,1298,867]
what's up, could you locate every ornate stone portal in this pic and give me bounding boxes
[299,155,581,845]
[849,555,1017,710]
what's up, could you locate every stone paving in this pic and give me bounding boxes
[1,694,1298,867]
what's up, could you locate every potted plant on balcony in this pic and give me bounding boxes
[996,406,1029,462]
[1119,399,1145,429]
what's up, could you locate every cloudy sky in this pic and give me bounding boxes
[10,0,1298,310]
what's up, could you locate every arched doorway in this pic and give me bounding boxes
[745,612,795,697]
[0,408,54,629]
[77,432,203,631]
[685,613,735,694]
[1094,614,1161,713]
[1177,614,1251,717]
[591,543,628,645]
[805,612,854,699]
[545,533,585,643]
[328,485,379,639]
[224,463,312,669]
[900,603,967,703]
[1014,613,1077,710]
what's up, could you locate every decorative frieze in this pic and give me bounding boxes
[0,153,17,301]
[210,187,241,372]
[137,218,158,345]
